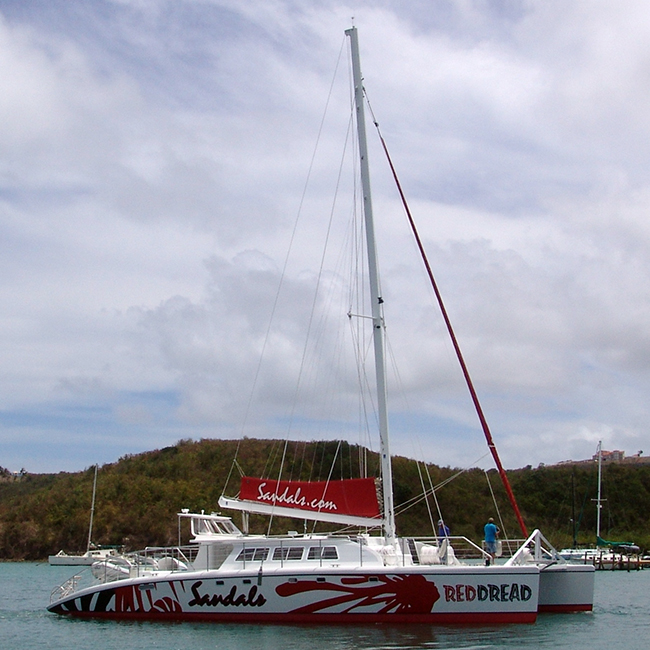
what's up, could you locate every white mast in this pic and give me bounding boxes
[86,464,98,553]
[596,441,603,541]
[345,26,396,544]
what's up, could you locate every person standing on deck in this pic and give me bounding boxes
[438,519,450,538]
[484,517,499,565]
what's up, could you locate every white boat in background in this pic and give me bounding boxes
[49,547,122,566]
[48,27,592,623]
[558,547,604,563]
[559,441,639,565]
[48,465,123,566]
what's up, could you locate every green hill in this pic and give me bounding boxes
[1,438,648,560]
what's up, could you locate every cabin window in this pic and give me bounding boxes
[273,547,304,561]
[195,519,218,535]
[193,517,240,536]
[221,520,240,534]
[307,546,338,560]
[236,547,269,562]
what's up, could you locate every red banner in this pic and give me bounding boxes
[239,477,380,518]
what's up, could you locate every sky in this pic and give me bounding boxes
[2,0,650,475]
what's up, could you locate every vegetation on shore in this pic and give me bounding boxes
[1,438,649,560]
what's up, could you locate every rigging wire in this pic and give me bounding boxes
[278,96,353,452]
[297,440,308,481]
[347,310,377,469]
[394,450,491,516]
[221,37,516,539]
[222,457,245,500]
[347,60,375,470]
[307,441,318,483]
[415,460,437,533]
[262,440,282,479]
[222,35,349,495]
[310,439,343,534]
[363,88,528,538]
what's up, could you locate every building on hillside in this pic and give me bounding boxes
[593,449,625,462]
[551,449,650,467]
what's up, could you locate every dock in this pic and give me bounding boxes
[591,553,650,571]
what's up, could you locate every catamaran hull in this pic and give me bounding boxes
[48,566,539,624]
[537,564,595,613]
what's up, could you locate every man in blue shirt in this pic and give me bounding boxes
[438,519,450,538]
[484,517,499,565]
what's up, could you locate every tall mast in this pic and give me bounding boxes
[86,464,98,553]
[571,466,577,547]
[596,440,603,541]
[346,26,396,544]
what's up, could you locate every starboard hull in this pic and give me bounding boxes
[48,565,540,624]
[537,563,595,613]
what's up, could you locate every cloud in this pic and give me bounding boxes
[2,1,650,476]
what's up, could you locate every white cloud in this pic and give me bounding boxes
[2,1,650,476]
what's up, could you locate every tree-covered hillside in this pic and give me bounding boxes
[1,438,648,560]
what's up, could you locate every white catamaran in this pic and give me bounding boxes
[48,27,593,623]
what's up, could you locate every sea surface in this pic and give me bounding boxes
[1,562,649,649]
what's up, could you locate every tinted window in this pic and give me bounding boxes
[307,546,338,560]
[235,547,269,562]
[273,547,304,561]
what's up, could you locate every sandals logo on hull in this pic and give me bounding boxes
[188,581,267,608]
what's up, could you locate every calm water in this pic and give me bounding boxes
[1,562,649,649]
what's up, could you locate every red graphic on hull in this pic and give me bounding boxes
[152,596,183,613]
[112,585,182,614]
[276,574,440,614]
[114,585,141,612]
